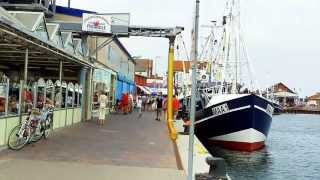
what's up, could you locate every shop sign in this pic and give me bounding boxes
[82,13,112,33]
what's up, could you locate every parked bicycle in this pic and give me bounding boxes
[7,106,54,150]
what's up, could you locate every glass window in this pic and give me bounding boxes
[8,82,19,115]
[67,83,74,108]
[61,82,67,108]
[0,79,8,116]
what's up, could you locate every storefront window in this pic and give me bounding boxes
[8,82,20,115]
[67,83,74,108]
[75,84,80,107]
[54,80,62,108]
[0,75,9,116]
[22,83,33,113]
[36,78,46,109]
[61,81,67,108]
[46,80,54,107]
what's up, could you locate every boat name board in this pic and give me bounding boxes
[266,104,274,116]
[212,103,230,116]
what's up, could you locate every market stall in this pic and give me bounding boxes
[0,8,94,147]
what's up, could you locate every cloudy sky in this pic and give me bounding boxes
[57,0,320,97]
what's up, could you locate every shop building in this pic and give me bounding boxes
[134,58,153,77]
[52,5,135,115]
[0,6,92,147]
[0,2,135,147]
[269,82,299,107]
[307,92,320,107]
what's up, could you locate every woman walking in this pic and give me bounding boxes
[98,91,108,126]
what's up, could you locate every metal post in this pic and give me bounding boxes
[5,79,9,116]
[80,67,87,121]
[19,48,29,123]
[167,36,177,141]
[59,60,63,109]
[188,0,200,179]
[24,48,28,82]
[18,81,23,123]
[87,67,93,121]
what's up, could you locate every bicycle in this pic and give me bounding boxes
[7,106,54,150]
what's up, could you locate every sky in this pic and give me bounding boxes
[56,0,320,97]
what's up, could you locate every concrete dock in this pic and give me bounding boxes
[174,120,211,178]
[0,112,186,180]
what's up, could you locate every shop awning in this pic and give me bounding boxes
[137,85,151,95]
[0,7,93,70]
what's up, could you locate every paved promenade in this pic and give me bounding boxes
[0,111,185,180]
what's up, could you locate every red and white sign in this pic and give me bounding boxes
[82,13,112,33]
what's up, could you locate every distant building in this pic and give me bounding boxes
[270,82,299,107]
[173,60,208,72]
[134,74,147,86]
[135,59,153,77]
[307,92,320,107]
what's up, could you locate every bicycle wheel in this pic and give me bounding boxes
[43,115,53,139]
[8,125,30,150]
[30,125,42,143]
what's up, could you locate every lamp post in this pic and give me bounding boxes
[188,0,200,179]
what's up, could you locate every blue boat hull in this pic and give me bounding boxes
[195,94,273,151]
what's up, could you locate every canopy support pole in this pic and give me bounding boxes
[19,48,28,123]
[59,60,63,109]
[80,67,87,122]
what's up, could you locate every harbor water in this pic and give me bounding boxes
[209,114,320,180]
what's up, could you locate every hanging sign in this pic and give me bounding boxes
[82,13,112,34]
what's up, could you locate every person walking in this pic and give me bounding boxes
[172,95,180,120]
[162,95,167,121]
[98,91,108,126]
[141,95,147,111]
[136,96,142,118]
[155,94,163,121]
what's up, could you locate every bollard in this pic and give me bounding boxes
[195,156,229,180]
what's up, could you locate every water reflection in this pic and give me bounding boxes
[210,146,273,180]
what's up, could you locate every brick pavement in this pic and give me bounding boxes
[0,111,185,179]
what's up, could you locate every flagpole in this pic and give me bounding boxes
[187,0,200,179]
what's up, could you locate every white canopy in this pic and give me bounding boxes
[137,85,151,95]
[273,92,298,98]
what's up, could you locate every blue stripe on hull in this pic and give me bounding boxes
[195,94,273,141]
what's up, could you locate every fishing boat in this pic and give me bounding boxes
[192,0,275,152]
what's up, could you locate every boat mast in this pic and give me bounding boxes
[188,0,200,179]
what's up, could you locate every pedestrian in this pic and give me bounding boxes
[155,94,163,121]
[98,91,108,126]
[136,96,142,118]
[142,95,147,111]
[162,95,167,121]
[146,96,151,111]
[173,95,180,120]
[121,92,129,114]
[129,93,134,113]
